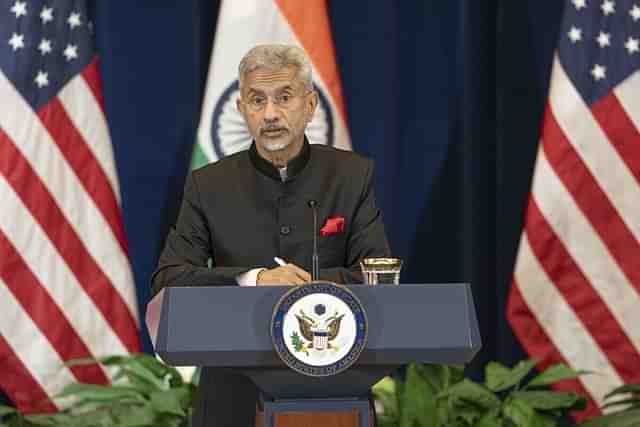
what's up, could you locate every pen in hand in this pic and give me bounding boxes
[274,257,286,266]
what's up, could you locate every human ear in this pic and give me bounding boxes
[307,91,318,120]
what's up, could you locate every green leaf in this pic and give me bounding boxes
[150,389,189,417]
[526,364,584,388]
[125,360,168,390]
[65,355,128,368]
[0,406,17,417]
[449,365,466,385]
[23,413,75,426]
[529,412,557,427]
[511,391,586,411]
[602,398,640,410]
[605,384,640,400]
[373,388,398,420]
[377,416,399,427]
[70,410,116,427]
[447,379,501,410]
[474,409,503,427]
[133,354,184,388]
[485,360,537,392]
[450,402,482,426]
[398,363,439,427]
[581,409,640,427]
[485,362,513,392]
[55,383,144,403]
[373,376,396,396]
[113,404,156,427]
[418,364,451,392]
[503,398,535,427]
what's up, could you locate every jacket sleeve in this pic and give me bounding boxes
[319,159,391,284]
[150,172,251,295]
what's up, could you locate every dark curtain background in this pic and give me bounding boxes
[90,0,566,373]
[0,0,571,409]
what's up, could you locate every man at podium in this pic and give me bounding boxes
[152,44,389,427]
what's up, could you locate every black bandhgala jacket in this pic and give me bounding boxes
[151,138,390,427]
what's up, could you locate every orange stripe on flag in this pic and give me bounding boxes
[274,0,348,124]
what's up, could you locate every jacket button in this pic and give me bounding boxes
[280,225,291,235]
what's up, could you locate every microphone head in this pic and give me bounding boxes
[308,200,318,208]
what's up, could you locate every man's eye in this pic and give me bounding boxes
[251,97,266,106]
[277,94,292,103]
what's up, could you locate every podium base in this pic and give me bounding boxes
[255,397,374,427]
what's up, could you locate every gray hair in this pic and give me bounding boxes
[238,44,313,91]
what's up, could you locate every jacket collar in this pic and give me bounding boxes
[249,137,311,182]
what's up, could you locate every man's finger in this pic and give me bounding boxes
[284,271,306,285]
[284,263,311,282]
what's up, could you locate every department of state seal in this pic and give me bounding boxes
[271,282,367,377]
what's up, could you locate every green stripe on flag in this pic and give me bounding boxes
[191,142,210,170]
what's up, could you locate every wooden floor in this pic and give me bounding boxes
[255,410,373,427]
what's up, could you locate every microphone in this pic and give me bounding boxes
[308,200,319,281]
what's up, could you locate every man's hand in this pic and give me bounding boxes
[256,263,311,286]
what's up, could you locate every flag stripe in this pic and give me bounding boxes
[507,282,601,418]
[508,4,640,416]
[0,334,58,414]
[0,159,129,361]
[614,71,640,133]
[532,147,640,357]
[513,234,621,409]
[0,128,139,353]
[525,196,640,382]
[274,0,348,123]
[0,278,77,413]
[80,59,107,114]
[590,92,640,185]
[1,2,139,408]
[0,228,110,385]
[0,71,140,328]
[542,107,640,296]
[60,68,123,205]
[60,68,122,205]
[40,95,126,252]
[549,57,640,243]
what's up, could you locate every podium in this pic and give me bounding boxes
[147,284,481,427]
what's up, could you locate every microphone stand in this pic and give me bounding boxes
[308,200,319,281]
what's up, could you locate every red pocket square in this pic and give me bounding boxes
[320,216,345,236]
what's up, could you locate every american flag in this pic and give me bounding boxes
[507,0,640,419]
[0,0,140,413]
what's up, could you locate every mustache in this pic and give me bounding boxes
[260,125,288,133]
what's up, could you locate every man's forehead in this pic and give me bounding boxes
[242,65,301,92]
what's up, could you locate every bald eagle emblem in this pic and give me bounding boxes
[291,304,345,354]
[271,282,368,377]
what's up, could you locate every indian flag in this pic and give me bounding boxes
[192,0,351,169]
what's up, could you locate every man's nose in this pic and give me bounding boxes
[263,98,280,120]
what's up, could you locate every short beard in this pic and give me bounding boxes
[262,139,291,152]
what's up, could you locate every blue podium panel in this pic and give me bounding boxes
[151,284,481,367]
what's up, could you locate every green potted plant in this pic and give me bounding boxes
[581,384,640,427]
[0,354,195,427]
[373,360,587,427]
